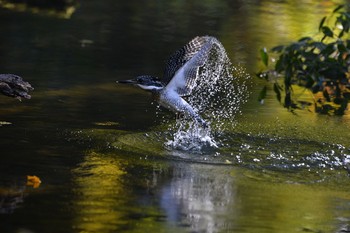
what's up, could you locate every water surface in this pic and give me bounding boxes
[0,0,350,233]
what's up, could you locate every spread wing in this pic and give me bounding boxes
[162,36,220,96]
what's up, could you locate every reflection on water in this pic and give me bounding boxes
[159,163,236,232]
[65,113,350,232]
[0,185,26,215]
[70,150,350,233]
[0,176,40,214]
[72,152,127,232]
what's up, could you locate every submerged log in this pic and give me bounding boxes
[0,74,33,100]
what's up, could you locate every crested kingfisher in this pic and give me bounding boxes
[117,36,221,127]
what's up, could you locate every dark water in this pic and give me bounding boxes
[1,0,350,232]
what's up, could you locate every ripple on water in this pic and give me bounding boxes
[109,130,350,174]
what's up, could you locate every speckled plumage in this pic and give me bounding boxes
[117,36,221,127]
[162,36,220,96]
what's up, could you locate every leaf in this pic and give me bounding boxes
[27,175,42,188]
[323,89,331,102]
[337,42,347,53]
[321,26,334,38]
[321,43,336,56]
[260,48,269,66]
[271,45,285,52]
[333,4,344,13]
[275,55,284,72]
[305,75,315,88]
[312,42,326,50]
[319,16,327,31]
[298,37,312,42]
[258,86,267,104]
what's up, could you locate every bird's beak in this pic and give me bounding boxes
[116,79,137,85]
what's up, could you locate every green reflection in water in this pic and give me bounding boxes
[70,149,350,233]
[72,152,127,232]
[71,151,183,233]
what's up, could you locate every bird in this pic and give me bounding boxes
[117,36,222,127]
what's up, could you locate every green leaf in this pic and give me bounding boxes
[275,55,284,72]
[321,43,336,56]
[321,26,334,38]
[271,45,285,52]
[298,37,312,42]
[311,42,326,50]
[260,48,269,66]
[333,4,344,13]
[319,16,327,31]
[305,75,315,88]
[337,42,347,53]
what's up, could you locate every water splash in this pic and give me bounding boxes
[165,120,218,151]
[161,39,251,151]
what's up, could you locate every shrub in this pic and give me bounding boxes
[258,4,350,115]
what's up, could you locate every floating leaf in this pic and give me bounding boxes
[27,175,41,188]
[260,48,269,66]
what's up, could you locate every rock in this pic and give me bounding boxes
[0,74,34,100]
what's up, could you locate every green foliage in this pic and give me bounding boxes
[258,4,350,115]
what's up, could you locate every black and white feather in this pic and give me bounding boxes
[117,36,222,127]
[162,36,220,96]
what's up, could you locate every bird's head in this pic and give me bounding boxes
[117,75,164,92]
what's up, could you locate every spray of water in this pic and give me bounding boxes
[162,39,251,152]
